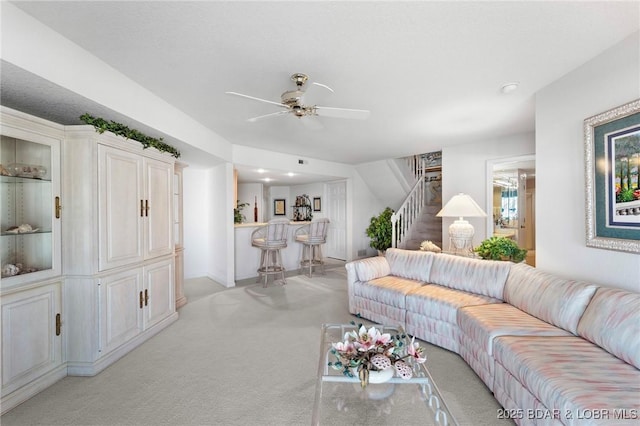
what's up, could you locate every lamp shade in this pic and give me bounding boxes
[436,193,487,218]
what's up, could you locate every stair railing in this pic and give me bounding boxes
[391,167,426,248]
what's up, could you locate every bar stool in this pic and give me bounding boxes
[251,218,290,287]
[294,218,330,278]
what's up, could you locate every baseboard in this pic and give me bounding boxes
[1,364,67,415]
[67,312,179,376]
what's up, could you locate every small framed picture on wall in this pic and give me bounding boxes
[274,199,286,215]
[313,197,321,212]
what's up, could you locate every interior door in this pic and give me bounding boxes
[326,181,347,260]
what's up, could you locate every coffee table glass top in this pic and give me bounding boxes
[312,323,458,426]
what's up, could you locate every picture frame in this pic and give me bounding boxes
[313,197,321,212]
[584,98,640,253]
[274,199,286,216]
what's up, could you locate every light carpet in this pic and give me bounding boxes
[1,265,512,425]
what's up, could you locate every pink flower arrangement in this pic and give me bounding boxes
[329,323,427,387]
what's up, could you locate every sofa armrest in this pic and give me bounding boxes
[345,256,391,314]
[346,256,391,283]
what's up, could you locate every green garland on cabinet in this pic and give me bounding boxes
[79,114,181,158]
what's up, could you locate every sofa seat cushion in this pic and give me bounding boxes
[504,263,598,334]
[428,254,511,299]
[405,284,502,324]
[354,276,424,309]
[577,287,640,370]
[458,304,572,356]
[493,335,640,425]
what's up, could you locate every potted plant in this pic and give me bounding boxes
[475,236,527,263]
[234,201,249,224]
[365,207,394,255]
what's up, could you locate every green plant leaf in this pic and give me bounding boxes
[79,114,181,158]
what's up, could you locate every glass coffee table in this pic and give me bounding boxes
[312,323,458,425]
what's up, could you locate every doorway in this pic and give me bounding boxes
[326,181,347,260]
[486,155,536,266]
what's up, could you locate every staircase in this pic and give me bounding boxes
[391,154,443,250]
[399,204,442,250]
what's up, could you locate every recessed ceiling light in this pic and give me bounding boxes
[500,82,519,94]
[287,172,295,177]
[263,177,272,182]
[257,168,267,173]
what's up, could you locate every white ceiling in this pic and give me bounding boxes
[2,1,639,184]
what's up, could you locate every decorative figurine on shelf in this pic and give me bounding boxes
[292,194,313,221]
[2,263,20,277]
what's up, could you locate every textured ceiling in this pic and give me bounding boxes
[3,1,640,180]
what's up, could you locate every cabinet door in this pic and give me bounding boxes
[98,145,144,271]
[144,158,173,259]
[143,258,174,329]
[1,132,61,287]
[1,283,62,396]
[99,268,143,355]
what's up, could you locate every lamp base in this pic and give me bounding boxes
[447,219,474,256]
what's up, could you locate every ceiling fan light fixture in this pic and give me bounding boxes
[226,72,370,123]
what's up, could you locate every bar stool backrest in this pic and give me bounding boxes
[306,218,330,244]
[263,218,290,246]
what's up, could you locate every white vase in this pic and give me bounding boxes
[352,367,394,384]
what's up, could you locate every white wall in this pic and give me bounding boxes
[351,170,387,258]
[237,183,263,223]
[1,3,232,162]
[183,168,210,279]
[442,132,536,247]
[207,162,236,287]
[536,32,640,291]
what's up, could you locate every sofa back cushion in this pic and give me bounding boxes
[577,287,640,369]
[428,254,511,299]
[385,248,434,283]
[504,263,597,334]
[353,256,390,282]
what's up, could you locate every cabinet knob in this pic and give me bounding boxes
[139,291,144,309]
[144,289,149,306]
[145,200,150,217]
[140,200,144,217]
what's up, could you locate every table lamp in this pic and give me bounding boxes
[436,193,487,255]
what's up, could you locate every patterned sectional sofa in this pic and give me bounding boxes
[345,248,640,426]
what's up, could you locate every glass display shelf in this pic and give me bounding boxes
[1,131,58,286]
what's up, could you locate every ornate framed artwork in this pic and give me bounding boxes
[274,199,286,216]
[313,197,321,212]
[584,98,640,253]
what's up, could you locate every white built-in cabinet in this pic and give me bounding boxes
[0,109,181,412]
[0,107,65,414]
[63,127,178,376]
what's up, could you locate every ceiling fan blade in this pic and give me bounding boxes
[299,116,324,131]
[225,91,287,108]
[247,110,291,122]
[302,81,334,105]
[314,106,370,120]
[311,81,334,93]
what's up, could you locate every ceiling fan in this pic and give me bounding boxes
[226,73,370,123]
